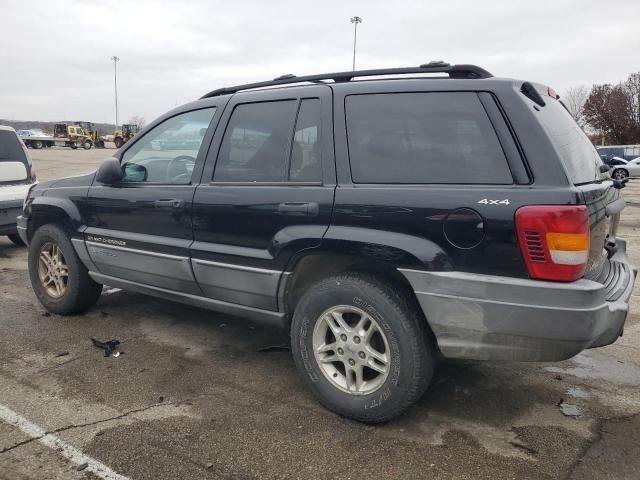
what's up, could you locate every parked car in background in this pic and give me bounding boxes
[603,156,640,180]
[0,126,36,245]
[17,129,51,139]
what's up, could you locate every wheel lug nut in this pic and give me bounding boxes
[358,352,365,359]
[337,348,344,355]
[340,334,347,341]
[348,359,355,366]
[354,336,361,344]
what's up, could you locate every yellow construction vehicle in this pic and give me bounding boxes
[75,121,105,148]
[52,123,93,149]
[113,124,139,148]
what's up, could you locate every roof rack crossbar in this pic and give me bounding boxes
[200,63,493,98]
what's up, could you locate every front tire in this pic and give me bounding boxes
[291,272,434,423]
[28,224,102,314]
[114,137,124,148]
[32,140,43,149]
[83,141,92,150]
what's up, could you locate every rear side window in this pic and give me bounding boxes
[0,130,29,165]
[345,92,512,184]
[214,100,297,182]
[536,97,604,185]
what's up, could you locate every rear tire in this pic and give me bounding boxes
[8,234,24,246]
[70,142,77,150]
[32,140,43,149]
[613,168,629,180]
[291,272,434,423]
[28,224,102,314]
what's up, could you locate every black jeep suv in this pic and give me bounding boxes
[18,63,636,423]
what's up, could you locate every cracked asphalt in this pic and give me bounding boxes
[1,148,640,479]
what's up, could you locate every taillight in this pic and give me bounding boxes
[515,205,589,282]
[30,164,36,181]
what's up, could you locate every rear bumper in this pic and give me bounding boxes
[399,239,637,361]
[0,200,23,236]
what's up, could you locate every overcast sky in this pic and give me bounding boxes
[1,0,639,124]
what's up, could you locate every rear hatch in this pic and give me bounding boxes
[534,88,626,290]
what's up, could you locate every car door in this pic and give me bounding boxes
[191,85,335,311]
[84,106,219,294]
[625,157,640,177]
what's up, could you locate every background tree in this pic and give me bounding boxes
[127,116,146,129]
[563,85,588,128]
[582,72,640,144]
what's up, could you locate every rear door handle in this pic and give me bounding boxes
[278,202,319,216]
[154,199,184,209]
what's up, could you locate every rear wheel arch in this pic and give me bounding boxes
[282,250,436,343]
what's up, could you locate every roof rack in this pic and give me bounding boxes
[200,61,493,98]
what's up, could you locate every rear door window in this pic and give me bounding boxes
[214,100,298,182]
[345,92,512,184]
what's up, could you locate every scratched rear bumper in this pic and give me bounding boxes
[399,239,636,361]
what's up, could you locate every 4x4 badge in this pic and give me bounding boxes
[477,198,510,205]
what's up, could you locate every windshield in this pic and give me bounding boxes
[535,94,606,185]
[0,130,29,164]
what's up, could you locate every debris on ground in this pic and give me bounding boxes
[55,351,69,357]
[76,462,88,471]
[90,338,121,357]
[558,400,582,417]
[257,344,290,353]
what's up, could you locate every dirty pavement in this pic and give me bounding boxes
[1,150,640,479]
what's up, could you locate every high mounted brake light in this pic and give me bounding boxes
[515,205,589,282]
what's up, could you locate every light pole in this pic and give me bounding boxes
[350,16,362,71]
[110,56,120,127]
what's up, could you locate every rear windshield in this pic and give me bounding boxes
[0,130,29,165]
[535,95,605,185]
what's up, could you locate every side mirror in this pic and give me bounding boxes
[96,157,123,184]
[122,162,148,182]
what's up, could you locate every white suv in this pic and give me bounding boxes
[0,126,36,245]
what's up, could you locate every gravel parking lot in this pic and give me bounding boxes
[1,147,640,480]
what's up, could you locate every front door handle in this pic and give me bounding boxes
[154,199,184,209]
[278,202,319,216]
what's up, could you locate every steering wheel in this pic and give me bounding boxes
[166,155,195,182]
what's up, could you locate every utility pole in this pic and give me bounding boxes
[350,16,362,71]
[110,56,120,127]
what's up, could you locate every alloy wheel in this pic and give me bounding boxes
[312,305,390,395]
[37,242,69,298]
